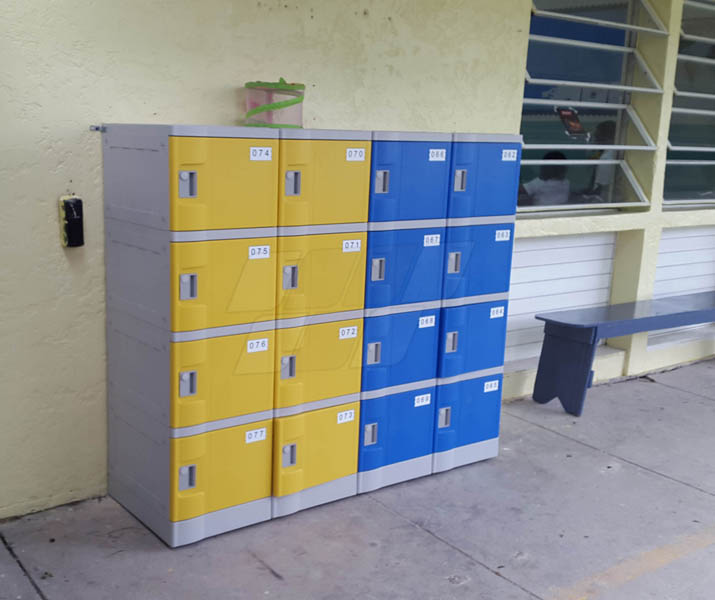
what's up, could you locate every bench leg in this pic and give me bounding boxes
[533,326,598,417]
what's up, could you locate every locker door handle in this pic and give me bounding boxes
[178,171,197,198]
[445,331,459,353]
[283,265,299,289]
[281,355,297,379]
[367,342,382,365]
[437,407,452,429]
[285,170,301,196]
[178,464,196,490]
[364,423,378,446]
[179,371,197,397]
[371,258,386,282]
[447,251,461,274]
[453,169,467,192]
[375,170,390,194]
[179,273,198,300]
[282,443,297,467]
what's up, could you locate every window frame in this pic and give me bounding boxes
[531,0,668,37]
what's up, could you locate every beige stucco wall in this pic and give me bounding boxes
[0,0,531,519]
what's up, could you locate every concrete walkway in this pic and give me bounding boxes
[2,359,715,600]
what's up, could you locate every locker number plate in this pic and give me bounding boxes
[339,326,358,339]
[342,239,362,252]
[419,315,436,328]
[490,306,505,319]
[429,148,447,162]
[484,380,500,393]
[250,147,273,161]
[337,409,355,424]
[249,245,271,259]
[495,230,511,242]
[247,338,269,353]
[245,427,267,443]
[423,234,441,247]
[414,393,431,407]
[502,149,518,162]
[346,148,366,161]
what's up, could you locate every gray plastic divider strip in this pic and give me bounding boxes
[357,455,432,494]
[367,219,447,231]
[277,223,367,237]
[437,366,504,387]
[361,378,437,401]
[280,129,371,141]
[272,474,357,518]
[170,125,279,139]
[170,228,277,242]
[274,393,360,418]
[432,438,499,474]
[446,215,516,227]
[276,310,363,329]
[452,133,523,144]
[441,292,509,308]
[364,300,441,318]
[171,320,275,342]
[170,410,274,439]
[171,497,272,547]
[372,131,452,143]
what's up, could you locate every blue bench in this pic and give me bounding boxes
[532,291,715,416]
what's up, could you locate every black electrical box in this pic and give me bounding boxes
[59,195,84,247]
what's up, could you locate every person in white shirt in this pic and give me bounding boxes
[587,121,617,201]
[520,151,570,206]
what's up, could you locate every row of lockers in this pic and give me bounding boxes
[111,372,500,547]
[103,126,522,232]
[106,220,514,334]
[110,301,507,430]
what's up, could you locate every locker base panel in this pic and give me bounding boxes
[110,475,271,548]
[357,455,432,494]
[432,438,499,474]
[272,474,357,518]
[168,498,272,547]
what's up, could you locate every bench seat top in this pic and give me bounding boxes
[535,291,715,339]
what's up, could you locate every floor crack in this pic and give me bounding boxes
[367,494,546,600]
[0,530,50,600]
[503,408,715,499]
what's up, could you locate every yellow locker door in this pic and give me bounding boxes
[170,419,272,522]
[274,319,362,411]
[171,331,275,428]
[279,135,371,227]
[275,233,367,320]
[169,136,278,231]
[171,237,276,331]
[272,401,359,499]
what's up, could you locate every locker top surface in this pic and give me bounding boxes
[372,131,452,143]
[278,128,371,141]
[452,133,523,144]
[102,123,279,139]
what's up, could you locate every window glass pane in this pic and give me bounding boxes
[521,105,650,147]
[669,110,715,150]
[664,162,715,202]
[526,38,658,92]
[675,55,715,96]
[681,1,715,39]
[518,162,642,207]
[532,0,661,34]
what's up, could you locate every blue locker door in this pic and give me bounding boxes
[359,386,436,473]
[433,375,502,466]
[369,137,452,222]
[442,223,515,300]
[365,228,446,309]
[438,301,508,378]
[448,139,521,218]
[362,309,440,392]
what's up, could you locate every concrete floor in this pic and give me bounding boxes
[2,360,715,600]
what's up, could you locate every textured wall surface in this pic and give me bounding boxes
[0,0,530,518]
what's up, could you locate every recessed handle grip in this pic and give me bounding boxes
[375,170,390,194]
[285,170,301,196]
